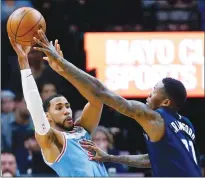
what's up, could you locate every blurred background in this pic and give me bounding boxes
[1,0,205,177]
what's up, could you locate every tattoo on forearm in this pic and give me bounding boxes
[103,154,151,168]
[54,57,158,121]
[55,56,105,94]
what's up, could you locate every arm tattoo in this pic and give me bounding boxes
[102,154,151,168]
[54,57,164,139]
[54,57,157,120]
[54,56,104,101]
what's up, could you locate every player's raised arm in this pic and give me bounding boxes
[80,140,151,168]
[33,30,164,141]
[8,37,64,161]
[35,33,103,134]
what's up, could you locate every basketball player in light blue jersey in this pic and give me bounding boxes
[8,37,108,177]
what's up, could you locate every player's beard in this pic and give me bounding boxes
[56,121,74,131]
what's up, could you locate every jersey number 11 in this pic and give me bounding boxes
[181,139,197,164]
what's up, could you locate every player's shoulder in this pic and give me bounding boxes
[156,107,196,133]
[154,107,180,123]
[155,107,183,120]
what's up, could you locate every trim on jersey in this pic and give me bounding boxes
[41,132,68,166]
[56,132,67,162]
[41,149,52,166]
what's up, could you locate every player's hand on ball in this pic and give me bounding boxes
[43,39,64,73]
[79,139,109,161]
[33,30,61,60]
[33,29,64,72]
[9,37,31,59]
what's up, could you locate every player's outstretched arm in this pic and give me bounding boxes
[42,39,103,133]
[80,140,151,168]
[8,37,65,163]
[33,30,164,141]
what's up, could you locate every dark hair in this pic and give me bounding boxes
[1,150,14,155]
[162,77,187,111]
[43,94,63,112]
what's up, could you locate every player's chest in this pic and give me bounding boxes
[64,127,88,140]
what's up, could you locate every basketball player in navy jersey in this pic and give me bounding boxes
[32,29,202,177]
[8,38,108,176]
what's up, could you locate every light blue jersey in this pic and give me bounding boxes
[42,126,108,177]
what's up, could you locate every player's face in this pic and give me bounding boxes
[48,96,74,131]
[146,81,170,110]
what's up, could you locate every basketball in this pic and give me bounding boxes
[7,7,46,46]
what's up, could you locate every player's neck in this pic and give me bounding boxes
[54,125,67,132]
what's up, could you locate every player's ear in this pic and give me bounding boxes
[46,112,52,122]
[161,99,171,107]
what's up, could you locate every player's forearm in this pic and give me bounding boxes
[53,56,105,105]
[53,57,151,120]
[102,154,151,168]
[18,56,30,70]
[20,68,50,135]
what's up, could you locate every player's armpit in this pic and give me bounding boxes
[35,128,66,163]
[35,128,63,148]
[97,89,165,142]
[76,102,103,134]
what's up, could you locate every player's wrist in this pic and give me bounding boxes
[18,55,28,61]
[18,56,30,69]
[101,153,113,162]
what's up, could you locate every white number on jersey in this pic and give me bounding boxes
[181,139,197,164]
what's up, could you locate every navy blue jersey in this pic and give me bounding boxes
[143,107,202,177]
